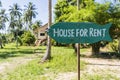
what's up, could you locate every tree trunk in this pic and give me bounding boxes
[91,42,100,55]
[118,38,120,53]
[72,44,77,55]
[0,38,3,49]
[0,43,3,49]
[16,32,18,48]
[42,0,52,62]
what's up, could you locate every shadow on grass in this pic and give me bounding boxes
[80,52,120,59]
[0,47,46,59]
[4,48,17,50]
[0,49,34,59]
[0,53,21,59]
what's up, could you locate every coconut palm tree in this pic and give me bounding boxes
[42,0,52,61]
[32,20,42,30]
[9,3,22,48]
[9,3,22,21]
[0,9,8,48]
[0,9,8,30]
[23,2,38,30]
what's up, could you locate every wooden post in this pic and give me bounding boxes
[77,0,80,80]
[77,43,80,80]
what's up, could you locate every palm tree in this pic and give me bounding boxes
[32,20,42,30]
[42,0,52,61]
[9,3,22,21]
[23,2,38,30]
[0,9,8,30]
[9,3,22,48]
[0,9,8,48]
[35,20,42,27]
[0,1,2,7]
[0,1,3,48]
[9,3,22,30]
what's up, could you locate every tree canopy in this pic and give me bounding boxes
[54,0,120,54]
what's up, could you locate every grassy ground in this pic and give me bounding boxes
[0,45,86,80]
[0,44,119,80]
[0,43,38,62]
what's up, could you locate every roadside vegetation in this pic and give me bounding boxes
[0,44,119,80]
[0,44,86,80]
[0,43,38,62]
[0,0,119,80]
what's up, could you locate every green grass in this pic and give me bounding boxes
[0,46,86,80]
[1,44,118,80]
[0,43,38,62]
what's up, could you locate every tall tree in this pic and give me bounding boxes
[54,0,119,55]
[114,0,120,53]
[0,0,2,49]
[42,0,52,62]
[54,0,69,22]
[9,3,22,48]
[0,1,8,48]
[0,9,8,30]
[23,2,38,31]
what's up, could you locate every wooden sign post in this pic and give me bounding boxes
[47,22,112,80]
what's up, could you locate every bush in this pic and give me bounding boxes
[21,31,35,46]
[110,39,119,53]
[17,36,22,46]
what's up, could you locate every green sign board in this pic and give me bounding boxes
[47,22,112,44]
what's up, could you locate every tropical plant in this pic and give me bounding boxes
[42,0,52,61]
[54,0,120,55]
[32,20,42,30]
[23,2,38,31]
[0,1,8,49]
[9,3,22,48]
[0,9,8,30]
[21,31,35,46]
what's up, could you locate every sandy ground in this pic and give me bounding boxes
[52,57,120,80]
[80,57,120,78]
[0,55,36,76]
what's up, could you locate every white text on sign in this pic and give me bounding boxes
[53,28,106,38]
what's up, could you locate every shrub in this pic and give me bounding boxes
[110,39,119,53]
[17,36,22,46]
[21,31,35,46]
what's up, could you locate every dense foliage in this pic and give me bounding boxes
[54,0,120,54]
[0,1,42,48]
[21,31,35,46]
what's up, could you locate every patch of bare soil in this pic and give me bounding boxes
[80,57,120,78]
[0,55,36,75]
[52,57,120,80]
[54,72,77,80]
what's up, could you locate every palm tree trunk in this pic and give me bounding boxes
[42,0,52,61]
[0,43,3,48]
[16,31,18,48]
[0,38,3,49]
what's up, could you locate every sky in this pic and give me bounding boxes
[1,0,57,25]
[1,0,105,25]
[0,0,110,33]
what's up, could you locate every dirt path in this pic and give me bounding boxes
[52,57,120,80]
[80,57,120,78]
[1,51,120,80]
[0,54,37,75]
[54,72,77,80]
